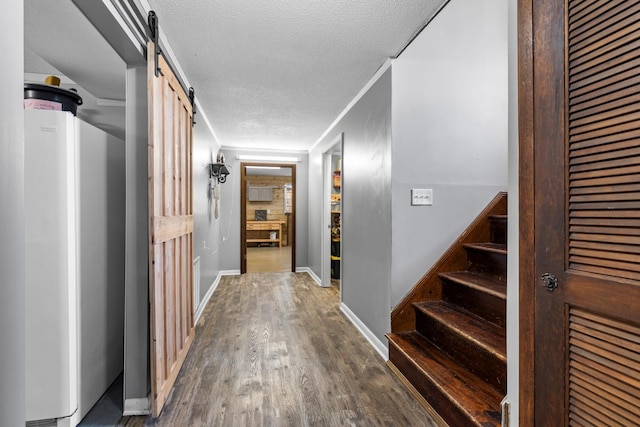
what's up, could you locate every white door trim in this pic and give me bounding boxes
[321,133,343,288]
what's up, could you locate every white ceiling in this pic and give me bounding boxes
[147,0,448,151]
[24,0,449,152]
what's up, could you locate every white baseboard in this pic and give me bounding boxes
[296,267,322,286]
[123,396,151,416]
[195,274,220,324]
[195,270,241,324]
[220,269,240,276]
[340,302,388,361]
[51,411,79,427]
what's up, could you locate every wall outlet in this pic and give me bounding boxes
[411,188,433,206]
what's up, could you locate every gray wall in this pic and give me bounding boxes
[192,122,223,303]
[309,69,393,345]
[307,0,509,346]
[219,148,309,271]
[123,65,150,405]
[0,2,25,425]
[390,0,509,305]
[78,119,126,418]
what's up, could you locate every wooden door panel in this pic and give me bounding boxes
[528,0,640,425]
[568,306,640,426]
[148,41,195,417]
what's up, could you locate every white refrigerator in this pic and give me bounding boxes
[25,109,126,426]
[25,109,79,424]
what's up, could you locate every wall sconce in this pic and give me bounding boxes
[209,151,230,184]
[209,163,229,184]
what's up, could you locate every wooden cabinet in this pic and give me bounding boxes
[248,186,272,201]
[246,220,285,247]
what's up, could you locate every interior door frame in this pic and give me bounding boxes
[518,0,535,424]
[240,162,296,274]
[321,133,343,288]
[518,0,640,422]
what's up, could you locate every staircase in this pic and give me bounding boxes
[387,194,507,427]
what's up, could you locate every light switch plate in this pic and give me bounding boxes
[411,188,433,206]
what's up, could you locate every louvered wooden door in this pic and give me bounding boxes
[147,42,195,417]
[532,0,640,424]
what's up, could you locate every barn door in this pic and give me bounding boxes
[529,0,640,424]
[147,41,195,417]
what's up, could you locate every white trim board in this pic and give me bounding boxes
[194,273,220,324]
[220,269,241,276]
[340,302,388,361]
[123,396,151,416]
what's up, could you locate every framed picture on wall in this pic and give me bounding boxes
[255,209,267,221]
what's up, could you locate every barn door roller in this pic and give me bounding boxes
[148,11,160,77]
[147,10,196,127]
[189,87,197,126]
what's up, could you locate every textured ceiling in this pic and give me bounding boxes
[23,0,448,152]
[146,0,448,151]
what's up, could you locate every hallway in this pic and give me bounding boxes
[120,273,436,426]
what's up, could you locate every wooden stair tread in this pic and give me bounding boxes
[387,194,508,425]
[413,301,506,362]
[439,271,506,300]
[463,242,507,255]
[387,331,503,426]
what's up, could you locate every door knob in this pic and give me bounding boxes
[540,273,558,291]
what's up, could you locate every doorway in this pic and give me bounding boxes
[322,134,343,294]
[240,162,296,273]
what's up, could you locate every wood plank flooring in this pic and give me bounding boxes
[247,247,292,272]
[120,273,437,426]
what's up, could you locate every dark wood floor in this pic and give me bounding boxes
[120,273,436,426]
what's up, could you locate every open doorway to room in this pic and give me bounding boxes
[240,163,296,273]
[322,134,342,296]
